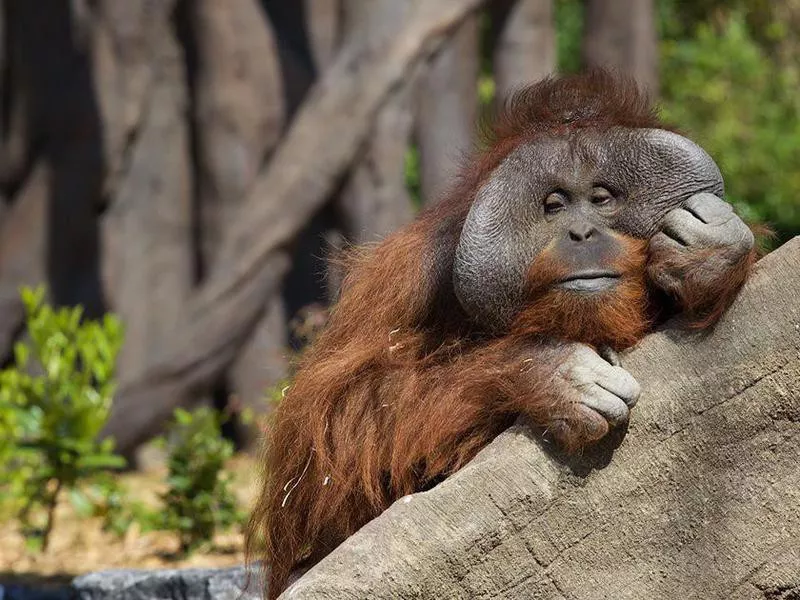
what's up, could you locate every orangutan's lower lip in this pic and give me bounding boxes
[558,272,621,292]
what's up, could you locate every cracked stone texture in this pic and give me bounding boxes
[282,237,800,600]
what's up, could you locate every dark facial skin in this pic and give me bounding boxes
[541,186,625,293]
[453,127,725,331]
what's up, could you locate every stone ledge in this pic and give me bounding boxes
[0,566,260,600]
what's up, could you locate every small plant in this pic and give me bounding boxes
[78,473,156,537]
[156,406,244,554]
[0,285,125,551]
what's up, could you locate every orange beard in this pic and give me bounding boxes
[511,235,650,351]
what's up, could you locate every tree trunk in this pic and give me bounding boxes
[305,0,341,74]
[90,0,166,202]
[0,164,49,354]
[336,86,415,244]
[99,2,194,390]
[416,17,479,205]
[281,237,800,600]
[0,0,105,361]
[0,0,32,194]
[189,0,285,270]
[185,0,289,446]
[101,0,490,454]
[337,0,416,246]
[491,0,556,98]
[582,0,658,96]
[16,0,105,315]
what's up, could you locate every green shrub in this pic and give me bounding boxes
[0,286,125,550]
[155,407,244,553]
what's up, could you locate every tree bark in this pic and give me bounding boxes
[0,0,32,192]
[99,3,194,389]
[0,0,105,361]
[90,0,170,203]
[101,0,490,454]
[0,3,8,224]
[16,0,105,314]
[416,17,479,205]
[305,0,341,74]
[281,237,800,600]
[337,0,416,246]
[491,0,556,99]
[186,0,289,445]
[0,164,49,354]
[336,85,415,245]
[189,0,285,268]
[0,75,30,197]
[582,0,659,96]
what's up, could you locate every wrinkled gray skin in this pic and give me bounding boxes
[453,127,754,428]
[648,192,755,296]
[556,343,642,425]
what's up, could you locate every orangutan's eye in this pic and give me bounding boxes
[591,186,615,207]
[544,192,568,214]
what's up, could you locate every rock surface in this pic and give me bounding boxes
[283,237,800,599]
[71,566,260,600]
[0,566,260,600]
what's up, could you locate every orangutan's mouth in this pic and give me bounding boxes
[557,271,621,292]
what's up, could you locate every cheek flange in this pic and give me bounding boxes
[453,197,532,333]
[608,128,725,239]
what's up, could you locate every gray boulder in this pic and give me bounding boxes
[71,566,260,600]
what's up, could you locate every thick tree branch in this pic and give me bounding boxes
[188,0,289,445]
[102,0,489,453]
[281,238,800,600]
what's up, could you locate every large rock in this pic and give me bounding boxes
[283,237,800,599]
[0,567,261,600]
[72,566,260,600]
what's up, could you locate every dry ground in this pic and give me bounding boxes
[0,453,261,587]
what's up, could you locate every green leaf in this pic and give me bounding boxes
[6,285,130,550]
[13,342,29,369]
[69,488,95,517]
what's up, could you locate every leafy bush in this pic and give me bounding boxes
[155,407,244,553]
[0,286,125,550]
